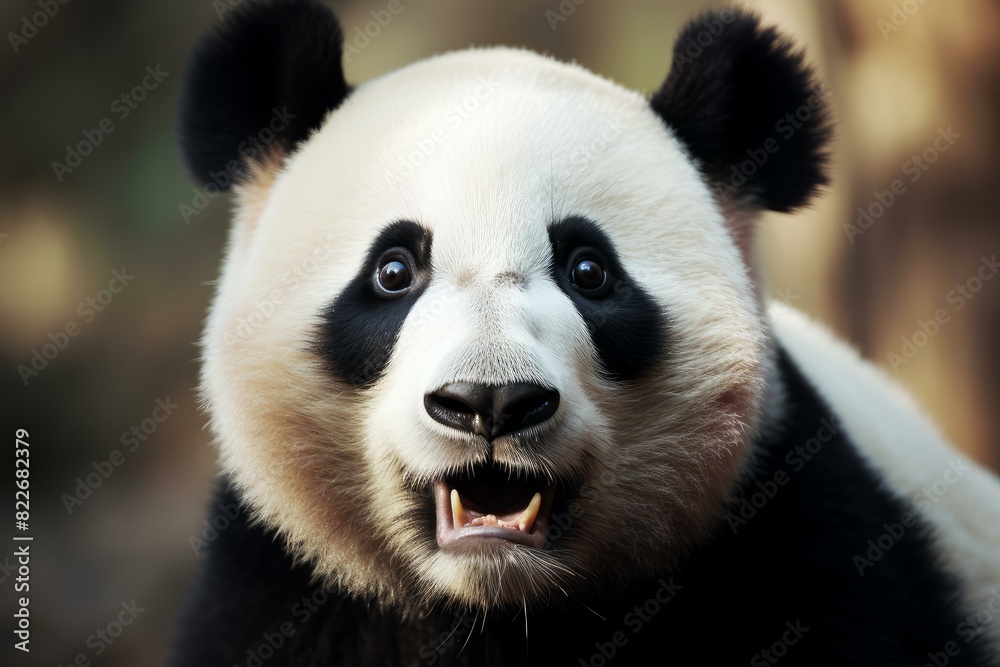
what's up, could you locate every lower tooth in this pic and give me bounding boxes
[519,492,542,533]
[451,491,544,534]
[450,489,467,528]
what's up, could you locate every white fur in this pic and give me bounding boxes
[199,42,999,621]
[201,47,767,608]
[770,302,1000,647]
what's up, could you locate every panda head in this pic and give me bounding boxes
[180,0,830,609]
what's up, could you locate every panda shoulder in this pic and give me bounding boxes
[768,300,1000,614]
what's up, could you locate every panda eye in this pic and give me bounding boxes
[568,248,609,297]
[573,259,605,290]
[374,248,415,297]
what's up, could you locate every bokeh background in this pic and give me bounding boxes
[2,0,999,664]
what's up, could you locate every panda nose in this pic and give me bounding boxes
[424,382,560,440]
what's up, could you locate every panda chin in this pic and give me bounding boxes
[433,465,555,551]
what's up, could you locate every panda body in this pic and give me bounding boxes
[173,2,1000,665]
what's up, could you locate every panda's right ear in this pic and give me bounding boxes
[177,0,349,188]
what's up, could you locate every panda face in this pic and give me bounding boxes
[181,0,831,610]
[198,48,769,608]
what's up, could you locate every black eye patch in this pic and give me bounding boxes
[548,217,667,381]
[315,220,432,387]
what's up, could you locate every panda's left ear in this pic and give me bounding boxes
[651,9,832,213]
[178,0,349,188]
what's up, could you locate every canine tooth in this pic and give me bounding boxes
[451,489,468,528]
[518,492,542,533]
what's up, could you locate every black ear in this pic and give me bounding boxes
[651,9,832,212]
[178,0,349,187]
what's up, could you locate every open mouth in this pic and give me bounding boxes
[435,464,555,550]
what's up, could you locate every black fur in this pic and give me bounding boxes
[173,350,992,666]
[177,0,349,186]
[317,220,433,386]
[548,217,668,381]
[650,9,832,212]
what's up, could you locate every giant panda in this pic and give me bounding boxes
[172,1,1000,665]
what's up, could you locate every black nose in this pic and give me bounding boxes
[424,382,560,439]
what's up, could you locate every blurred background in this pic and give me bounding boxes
[2,0,999,664]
